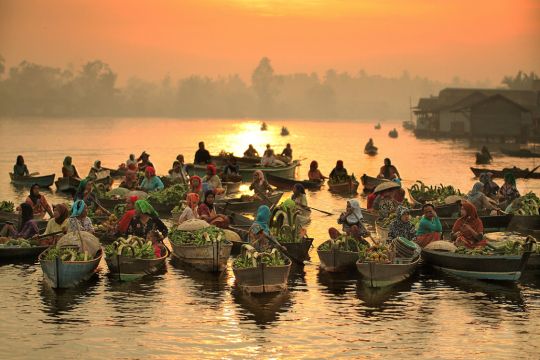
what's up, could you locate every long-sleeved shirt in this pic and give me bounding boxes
[416,216,442,235]
[9,220,39,239]
[44,218,68,235]
[140,176,164,192]
[194,149,211,164]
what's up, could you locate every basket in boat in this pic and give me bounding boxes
[394,237,419,258]
[424,240,457,252]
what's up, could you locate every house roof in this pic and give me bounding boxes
[414,97,439,112]
[438,87,538,111]
[452,93,531,112]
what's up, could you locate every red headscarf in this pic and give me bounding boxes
[145,166,156,177]
[128,195,138,204]
[207,164,217,176]
[190,176,202,192]
[452,200,483,240]
[186,193,200,210]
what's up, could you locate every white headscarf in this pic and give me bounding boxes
[346,199,363,223]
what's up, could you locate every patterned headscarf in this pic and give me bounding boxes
[186,193,200,210]
[504,172,516,187]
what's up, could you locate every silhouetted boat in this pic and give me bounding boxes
[265,173,323,191]
[360,174,387,193]
[261,122,268,131]
[374,123,381,129]
[9,173,55,187]
[280,126,289,136]
[500,148,540,158]
[388,129,398,138]
[470,166,540,179]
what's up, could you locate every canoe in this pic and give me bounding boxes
[97,197,124,211]
[360,174,387,193]
[39,248,103,288]
[421,248,531,281]
[409,202,461,218]
[470,167,540,179]
[216,192,283,214]
[356,255,421,288]
[280,127,290,136]
[317,240,359,272]
[0,211,48,230]
[439,214,513,232]
[375,221,389,242]
[388,130,398,138]
[500,148,540,158]
[282,238,314,263]
[265,173,323,191]
[103,167,127,177]
[189,161,300,182]
[0,243,50,261]
[9,173,55,187]
[364,148,378,156]
[361,208,379,224]
[105,243,169,281]
[55,176,112,192]
[223,181,242,194]
[233,259,291,294]
[328,180,359,194]
[170,240,232,272]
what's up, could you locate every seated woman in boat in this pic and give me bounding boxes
[177,193,200,225]
[279,143,293,163]
[0,203,40,239]
[249,170,274,200]
[329,160,348,182]
[337,199,370,238]
[197,190,229,228]
[202,164,225,194]
[127,200,168,257]
[116,195,139,235]
[244,144,260,158]
[43,204,69,236]
[415,204,442,248]
[137,151,154,172]
[388,206,416,242]
[377,158,400,180]
[222,156,240,178]
[479,172,499,197]
[451,200,486,249]
[372,189,399,219]
[168,160,189,184]
[120,163,139,190]
[62,156,80,179]
[481,146,492,161]
[13,155,30,177]
[139,166,164,193]
[67,200,94,233]
[261,148,285,167]
[498,173,520,209]
[74,178,98,206]
[87,160,104,180]
[466,182,500,215]
[291,184,311,218]
[188,175,204,200]
[194,141,212,164]
[25,184,53,218]
[249,205,272,252]
[364,138,377,152]
[308,161,327,181]
[126,154,137,167]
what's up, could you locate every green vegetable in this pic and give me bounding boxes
[43,247,90,261]
[319,234,368,253]
[0,201,15,213]
[233,245,286,269]
[269,204,305,243]
[409,181,462,206]
[169,226,225,246]
[508,192,540,216]
[104,235,155,259]
[148,184,188,206]
[328,173,357,185]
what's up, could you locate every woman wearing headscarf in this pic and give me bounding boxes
[249,205,272,251]
[127,200,168,239]
[168,159,188,184]
[74,178,98,207]
[13,155,30,177]
[197,190,230,228]
[498,173,520,209]
[337,199,370,238]
[467,181,499,215]
[329,160,348,182]
[377,158,400,180]
[62,156,80,179]
[25,184,53,218]
[88,160,103,180]
[373,188,399,219]
[67,200,95,233]
[44,204,69,235]
[137,151,154,172]
[479,172,499,197]
[120,162,139,190]
[116,196,139,234]
[291,184,311,218]
[415,204,442,248]
[451,200,486,249]
[189,175,203,199]
[308,160,327,181]
[139,166,164,192]
[202,164,224,194]
[177,193,200,225]
[126,154,137,167]
[0,203,40,239]
[249,170,273,200]
[388,206,416,242]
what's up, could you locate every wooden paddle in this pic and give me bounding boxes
[91,198,112,216]
[265,234,304,265]
[29,172,40,176]
[523,164,540,179]
[308,206,333,216]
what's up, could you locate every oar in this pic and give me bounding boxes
[265,234,304,265]
[308,206,333,216]
[29,172,40,176]
[524,165,540,179]
[91,198,112,216]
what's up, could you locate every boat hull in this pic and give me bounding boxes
[356,256,420,288]
[317,241,359,272]
[216,192,283,214]
[190,161,299,182]
[470,167,540,179]
[55,176,112,192]
[105,244,168,281]
[282,238,313,262]
[9,173,55,187]
[233,262,291,294]
[500,148,540,158]
[0,245,50,261]
[360,174,386,193]
[170,241,232,272]
[39,249,103,288]
[328,180,359,194]
[265,173,323,191]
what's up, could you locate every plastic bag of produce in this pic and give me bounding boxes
[107,188,130,197]
[57,231,101,256]
[177,219,210,231]
[424,240,457,252]
[223,229,242,243]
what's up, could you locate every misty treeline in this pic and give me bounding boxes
[0,55,535,119]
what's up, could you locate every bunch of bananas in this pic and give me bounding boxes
[410,181,462,205]
[319,234,368,253]
[509,192,540,216]
[0,201,14,213]
[104,235,155,259]
[95,214,119,233]
[44,247,90,261]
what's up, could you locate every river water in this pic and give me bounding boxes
[0,117,539,359]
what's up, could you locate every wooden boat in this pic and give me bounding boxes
[375,220,389,242]
[233,258,291,294]
[388,129,398,138]
[402,120,415,130]
[280,126,289,136]
[439,214,513,232]
[265,173,323,191]
[360,174,387,193]
[317,240,359,272]
[0,211,48,229]
[216,192,283,214]
[97,197,124,211]
[282,238,314,263]
[9,173,55,187]
[475,152,491,165]
[170,240,232,272]
[421,248,531,281]
[39,248,103,288]
[356,255,421,288]
[500,148,540,158]
[105,244,169,281]
[189,161,300,182]
[364,148,378,156]
[147,201,175,217]
[102,167,127,177]
[360,208,378,224]
[470,167,540,179]
[0,242,51,261]
[55,176,112,192]
[374,123,381,130]
[261,122,268,131]
[223,181,242,194]
[409,202,460,218]
[328,179,359,194]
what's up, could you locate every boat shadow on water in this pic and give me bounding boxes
[231,287,293,328]
[317,270,358,296]
[355,273,418,311]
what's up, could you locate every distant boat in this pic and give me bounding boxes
[364,147,378,156]
[374,123,381,130]
[500,148,540,158]
[261,122,268,131]
[281,126,289,136]
[388,129,398,138]
[402,120,415,130]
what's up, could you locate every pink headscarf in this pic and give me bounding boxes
[145,166,156,177]
[253,170,265,186]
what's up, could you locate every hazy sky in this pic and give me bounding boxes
[1,0,539,83]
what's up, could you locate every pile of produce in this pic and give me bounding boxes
[0,237,34,248]
[378,212,396,227]
[0,201,14,213]
[328,174,357,184]
[113,203,127,218]
[171,203,186,217]
[455,246,496,256]
[270,205,306,243]
[410,216,421,229]
[104,235,155,259]
[94,214,119,233]
[319,234,369,253]
[169,226,225,246]
[233,244,286,269]
[148,184,188,206]
[508,192,540,216]
[359,243,393,264]
[409,181,462,205]
[456,240,525,256]
[43,247,91,261]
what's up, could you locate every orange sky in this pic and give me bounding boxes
[0,0,538,83]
